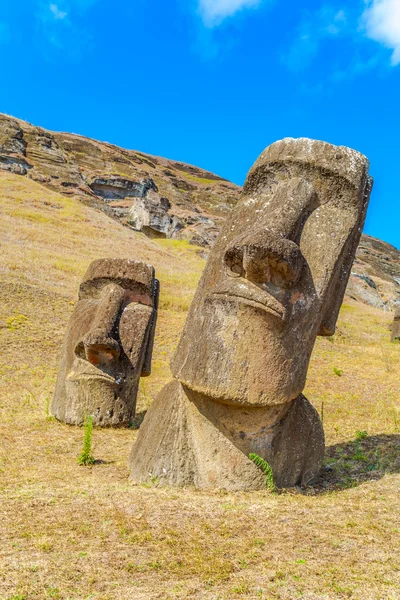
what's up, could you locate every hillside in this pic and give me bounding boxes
[0,113,239,248]
[1,166,400,598]
[1,113,400,310]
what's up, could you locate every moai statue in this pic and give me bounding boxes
[51,259,159,427]
[391,306,400,342]
[130,138,372,489]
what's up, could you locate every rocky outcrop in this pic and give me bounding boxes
[89,176,158,200]
[347,235,400,310]
[0,118,32,175]
[127,192,177,237]
[0,113,239,248]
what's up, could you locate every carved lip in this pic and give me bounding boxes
[69,372,117,385]
[67,372,118,386]
[67,359,118,386]
[211,280,287,320]
[213,292,285,319]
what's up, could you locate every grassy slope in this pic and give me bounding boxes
[0,172,399,600]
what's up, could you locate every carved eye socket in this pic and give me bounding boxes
[225,260,244,278]
[224,247,245,278]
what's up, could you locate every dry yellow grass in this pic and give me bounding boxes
[1,172,400,600]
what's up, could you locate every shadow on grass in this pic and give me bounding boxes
[129,410,147,430]
[311,434,400,494]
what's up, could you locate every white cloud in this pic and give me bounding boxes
[35,0,97,57]
[198,0,262,27]
[363,0,400,65]
[49,4,68,19]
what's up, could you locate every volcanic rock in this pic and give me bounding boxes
[130,137,372,489]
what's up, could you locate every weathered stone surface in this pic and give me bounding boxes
[130,381,324,489]
[51,259,159,427]
[130,138,372,489]
[127,191,174,237]
[391,306,400,342]
[0,117,32,174]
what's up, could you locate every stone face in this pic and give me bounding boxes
[130,138,372,489]
[391,306,400,342]
[51,259,159,427]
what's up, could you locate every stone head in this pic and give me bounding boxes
[51,258,159,426]
[172,138,372,406]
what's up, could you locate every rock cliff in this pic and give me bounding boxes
[1,113,399,309]
[0,113,239,247]
[347,235,400,310]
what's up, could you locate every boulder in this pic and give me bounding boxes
[127,190,184,237]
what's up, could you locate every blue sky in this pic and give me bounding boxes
[1,0,400,247]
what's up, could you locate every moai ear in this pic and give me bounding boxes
[317,259,351,336]
[318,177,372,337]
[141,279,160,377]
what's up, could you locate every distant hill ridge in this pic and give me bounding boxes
[1,113,399,309]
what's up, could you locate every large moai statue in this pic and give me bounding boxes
[130,138,372,489]
[51,259,159,427]
[391,306,400,342]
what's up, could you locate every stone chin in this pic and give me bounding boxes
[63,357,136,426]
[172,295,312,407]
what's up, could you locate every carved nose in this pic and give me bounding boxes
[78,283,125,366]
[224,235,304,289]
[84,339,120,366]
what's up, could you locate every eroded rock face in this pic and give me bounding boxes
[130,138,372,489]
[391,306,400,342]
[89,177,158,201]
[0,118,31,174]
[348,235,400,309]
[127,191,175,237]
[51,259,159,427]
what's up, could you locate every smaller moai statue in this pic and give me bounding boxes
[391,306,400,342]
[51,259,159,427]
